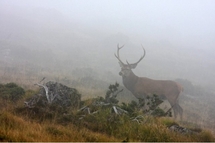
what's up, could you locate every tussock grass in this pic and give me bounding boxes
[1,109,214,142]
[0,110,118,142]
[0,80,214,142]
[73,104,215,142]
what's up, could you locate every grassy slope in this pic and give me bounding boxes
[0,109,118,142]
[0,97,214,142]
[0,68,214,142]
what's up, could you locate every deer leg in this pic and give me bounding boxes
[175,100,183,120]
[177,103,183,120]
[173,104,183,120]
[173,105,178,119]
[169,102,178,119]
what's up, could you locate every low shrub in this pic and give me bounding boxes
[0,82,25,102]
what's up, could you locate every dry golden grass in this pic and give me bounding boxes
[0,110,119,142]
[0,93,215,142]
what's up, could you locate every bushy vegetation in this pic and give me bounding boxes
[0,82,214,142]
[0,82,25,102]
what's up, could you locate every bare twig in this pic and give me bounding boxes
[113,106,119,114]
[34,83,51,103]
[39,77,46,83]
[131,115,144,124]
[116,106,128,114]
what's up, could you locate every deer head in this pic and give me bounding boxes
[115,44,146,78]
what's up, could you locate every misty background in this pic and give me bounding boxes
[1,0,215,132]
[0,0,215,90]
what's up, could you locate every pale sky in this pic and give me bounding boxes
[1,0,215,48]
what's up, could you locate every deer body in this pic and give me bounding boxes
[115,44,183,119]
[125,73,181,101]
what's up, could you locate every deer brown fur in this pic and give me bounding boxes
[115,44,183,119]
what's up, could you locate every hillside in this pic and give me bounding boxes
[0,82,214,142]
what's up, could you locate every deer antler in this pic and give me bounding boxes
[114,44,125,65]
[126,45,146,67]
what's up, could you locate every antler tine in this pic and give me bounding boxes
[115,44,125,65]
[117,43,124,49]
[117,44,124,58]
[135,45,146,65]
[127,45,146,66]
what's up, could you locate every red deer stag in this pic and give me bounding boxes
[115,44,183,119]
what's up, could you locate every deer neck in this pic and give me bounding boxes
[122,71,139,92]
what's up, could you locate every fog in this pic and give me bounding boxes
[1,0,215,132]
[0,0,215,89]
